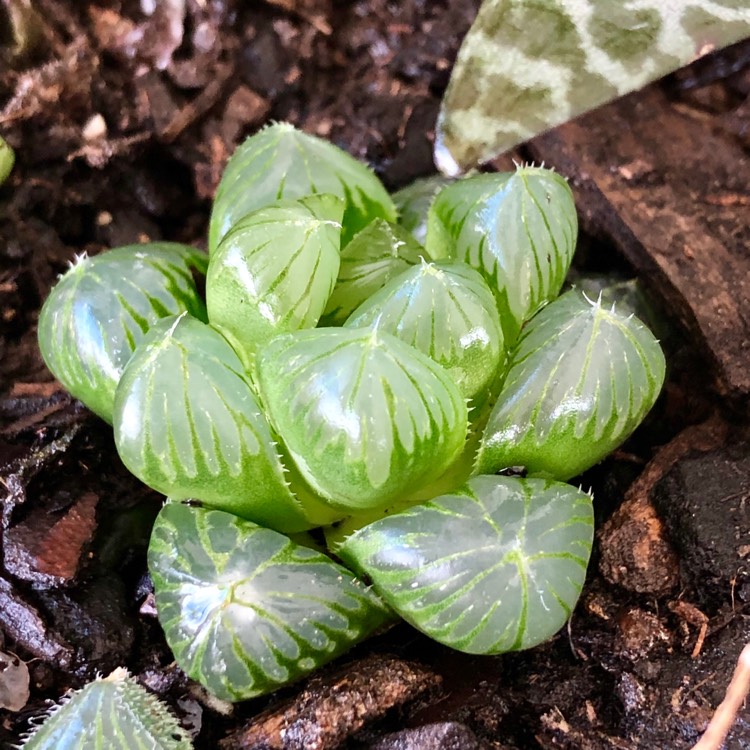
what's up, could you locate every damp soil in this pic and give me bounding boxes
[1,3,750,748]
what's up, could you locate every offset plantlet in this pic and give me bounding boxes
[0,135,14,185]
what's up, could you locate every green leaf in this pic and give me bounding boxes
[320,219,425,326]
[37,243,207,423]
[476,290,666,481]
[209,122,397,251]
[436,0,750,174]
[345,260,505,407]
[256,328,468,512]
[0,135,14,185]
[392,175,453,245]
[149,502,392,701]
[20,668,192,749]
[113,314,329,532]
[207,195,343,369]
[426,167,577,343]
[339,475,593,654]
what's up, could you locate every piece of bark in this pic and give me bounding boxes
[368,722,482,750]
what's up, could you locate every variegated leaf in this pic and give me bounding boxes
[436,0,750,174]
[476,290,666,480]
[392,174,453,245]
[149,503,392,701]
[339,475,593,654]
[0,135,14,185]
[37,243,207,423]
[209,122,397,251]
[256,328,468,511]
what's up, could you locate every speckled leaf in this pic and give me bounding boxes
[149,502,391,701]
[320,219,425,326]
[20,668,192,749]
[0,135,14,185]
[426,167,577,343]
[113,314,327,532]
[392,175,453,245]
[340,475,593,653]
[436,0,750,174]
[256,328,468,511]
[345,260,505,406]
[209,122,397,251]
[207,195,343,369]
[476,290,666,480]
[37,243,207,423]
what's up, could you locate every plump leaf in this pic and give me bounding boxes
[37,243,207,423]
[435,0,750,174]
[209,122,397,251]
[207,195,343,369]
[345,260,505,406]
[20,668,192,749]
[426,167,577,343]
[321,219,425,326]
[340,475,593,654]
[0,135,14,185]
[392,175,453,245]
[256,328,468,512]
[113,314,335,532]
[149,502,391,701]
[476,290,666,480]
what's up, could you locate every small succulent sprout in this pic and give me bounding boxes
[256,327,468,511]
[149,502,392,701]
[340,475,593,654]
[113,314,330,532]
[476,290,666,481]
[0,135,14,185]
[207,194,343,370]
[392,174,453,245]
[345,259,505,407]
[426,166,577,343]
[209,122,397,251]
[320,218,425,326]
[37,243,208,423]
[20,667,192,749]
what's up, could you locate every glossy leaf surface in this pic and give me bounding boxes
[207,195,343,368]
[0,135,14,185]
[427,167,577,343]
[256,328,468,511]
[113,315,320,532]
[345,260,505,405]
[209,122,397,251]
[149,503,391,701]
[392,175,453,245]
[37,243,207,423]
[340,475,593,653]
[476,291,666,480]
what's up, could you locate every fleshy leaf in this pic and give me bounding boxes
[256,328,468,511]
[476,290,666,480]
[426,167,577,343]
[0,135,14,185]
[20,667,192,749]
[113,314,325,532]
[345,260,505,406]
[392,175,453,245]
[436,0,750,174]
[207,194,343,369]
[339,475,593,654]
[149,502,392,701]
[209,122,397,251]
[37,243,207,423]
[320,219,425,326]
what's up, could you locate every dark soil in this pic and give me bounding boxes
[1,3,749,748]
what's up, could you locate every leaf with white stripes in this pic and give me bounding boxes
[476,290,666,480]
[392,174,453,245]
[149,503,392,701]
[339,475,593,654]
[256,328,468,511]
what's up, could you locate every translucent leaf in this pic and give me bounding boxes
[392,175,453,245]
[0,135,14,185]
[476,290,666,480]
[113,314,324,532]
[207,195,343,369]
[37,243,207,423]
[340,475,593,654]
[256,328,468,512]
[320,219,425,326]
[209,122,397,251]
[426,167,577,343]
[436,0,750,174]
[345,260,505,406]
[20,667,192,749]
[149,502,392,701]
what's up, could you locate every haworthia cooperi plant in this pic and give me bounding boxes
[0,135,14,185]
